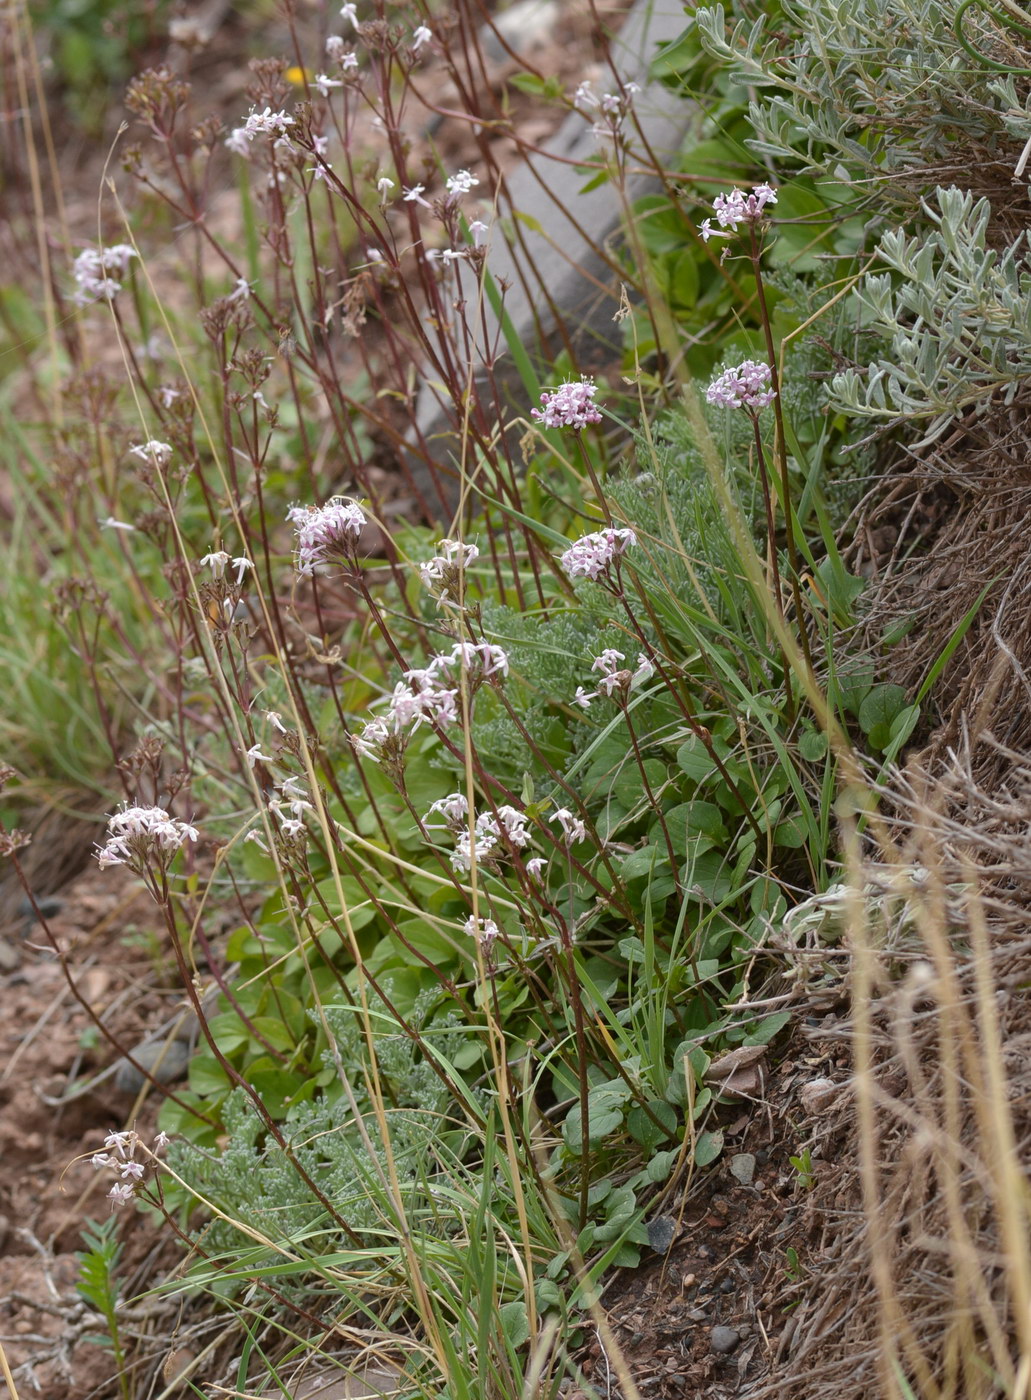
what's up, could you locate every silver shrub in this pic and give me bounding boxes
[831,187,1031,440]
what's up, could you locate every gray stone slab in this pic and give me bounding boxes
[413,0,694,496]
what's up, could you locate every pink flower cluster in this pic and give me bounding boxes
[91,1129,169,1206]
[531,377,603,431]
[352,641,509,761]
[699,183,777,243]
[559,526,637,581]
[96,805,199,872]
[705,359,776,411]
[288,497,367,575]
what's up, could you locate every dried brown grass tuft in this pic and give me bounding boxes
[845,393,1031,793]
[748,761,1031,1400]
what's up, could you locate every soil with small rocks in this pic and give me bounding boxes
[0,853,188,1399]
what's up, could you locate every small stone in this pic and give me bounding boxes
[18,895,64,925]
[800,1077,841,1113]
[729,1153,756,1186]
[114,1038,191,1094]
[647,1215,677,1254]
[709,1326,740,1355]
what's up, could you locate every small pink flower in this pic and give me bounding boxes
[699,183,777,242]
[287,497,366,575]
[560,526,637,581]
[531,377,602,431]
[551,808,587,845]
[706,359,775,411]
[464,915,500,953]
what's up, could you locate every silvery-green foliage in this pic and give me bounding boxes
[170,996,475,1292]
[830,187,1031,439]
[471,603,618,775]
[693,0,1025,181]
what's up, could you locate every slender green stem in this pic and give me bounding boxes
[748,224,815,680]
[749,411,795,723]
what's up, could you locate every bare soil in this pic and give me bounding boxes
[0,857,179,1398]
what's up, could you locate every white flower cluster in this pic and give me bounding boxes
[463,914,500,953]
[96,805,199,872]
[559,525,637,581]
[352,641,510,761]
[325,35,359,68]
[531,376,603,430]
[573,79,640,139]
[199,549,253,586]
[427,793,532,873]
[705,359,775,411]
[130,439,173,467]
[572,649,655,708]
[225,107,296,156]
[419,538,480,604]
[72,244,136,306]
[287,497,367,576]
[699,183,777,243]
[550,807,587,845]
[91,1128,169,1206]
[268,776,314,846]
[446,168,479,197]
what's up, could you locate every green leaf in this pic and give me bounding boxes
[646,1149,676,1183]
[858,683,909,751]
[249,1016,299,1054]
[694,1128,724,1167]
[742,1011,791,1045]
[656,248,700,310]
[499,1300,530,1347]
[507,72,563,99]
[798,727,828,762]
[188,1054,232,1098]
[206,1011,250,1056]
[676,736,718,783]
[621,846,667,881]
[562,1101,625,1153]
[613,759,668,807]
[627,1100,678,1149]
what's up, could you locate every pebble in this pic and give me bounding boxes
[709,1326,740,1355]
[800,1077,840,1113]
[729,1152,756,1186]
[647,1215,677,1254]
[18,895,64,923]
[114,1038,192,1093]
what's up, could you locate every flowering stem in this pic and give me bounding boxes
[749,411,795,723]
[573,432,613,525]
[559,921,593,1234]
[621,698,683,896]
[610,588,764,843]
[748,225,814,679]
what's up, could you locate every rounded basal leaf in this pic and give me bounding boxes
[694,1128,724,1167]
[627,1100,678,1148]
